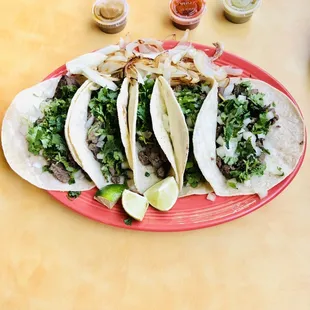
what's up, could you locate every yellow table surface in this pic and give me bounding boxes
[0,0,310,309]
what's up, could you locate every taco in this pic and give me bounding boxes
[158,76,216,197]
[66,78,133,191]
[1,75,94,191]
[193,78,305,197]
[128,77,180,194]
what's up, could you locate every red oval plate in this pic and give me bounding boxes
[47,41,306,231]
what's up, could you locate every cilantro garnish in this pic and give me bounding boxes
[26,83,80,183]
[124,218,133,226]
[277,166,284,177]
[175,82,210,188]
[87,86,128,182]
[216,81,280,184]
[67,191,81,200]
[136,77,156,145]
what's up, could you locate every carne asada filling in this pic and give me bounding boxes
[216,81,280,186]
[86,86,128,184]
[136,77,170,179]
[174,81,211,188]
[26,76,82,184]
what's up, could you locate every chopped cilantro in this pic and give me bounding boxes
[174,82,211,188]
[26,82,80,183]
[216,81,280,184]
[136,77,156,145]
[277,166,284,177]
[124,218,133,226]
[227,180,237,189]
[67,191,81,200]
[145,172,150,177]
[88,86,128,182]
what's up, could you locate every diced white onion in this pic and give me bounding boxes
[216,135,225,146]
[243,131,256,149]
[98,134,106,142]
[238,95,247,102]
[216,146,226,158]
[255,147,262,157]
[243,118,252,126]
[257,133,266,139]
[217,115,224,125]
[85,115,95,129]
[266,111,275,120]
[96,141,104,148]
[207,192,216,201]
[97,153,104,160]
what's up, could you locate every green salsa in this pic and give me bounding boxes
[230,0,258,11]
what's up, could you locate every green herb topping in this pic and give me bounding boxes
[216,81,280,184]
[26,81,80,184]
[87,86,128,183]
[174,82,211,188]
[136,77,156,145]
[67,191,81,200]
[124,217,133,226]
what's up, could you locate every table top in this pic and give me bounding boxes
[1,0,310,309]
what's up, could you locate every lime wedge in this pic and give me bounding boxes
[95,184,127,209]
[144,176,178,211]
[231,0,252,8]
[122,190,149,221]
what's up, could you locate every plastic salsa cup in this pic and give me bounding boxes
[169,0,206,30]
[92,0,129,34]
[223,0,262,24]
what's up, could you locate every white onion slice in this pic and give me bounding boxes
[97,45,120,55]
[81,67,118,90]
[163,57,172,83]
[66,52,108,74]
[98,62,126,74]
[135,63,163,74]
[193,50,215,78]
[97,153,104,160]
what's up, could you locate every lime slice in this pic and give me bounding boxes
[144,176,178,211]
[231,0,252,8]
[95,184,127,209]
[122,190,149,221]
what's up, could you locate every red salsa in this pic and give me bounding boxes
[171,0,203,17]
[169,0,205,30]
